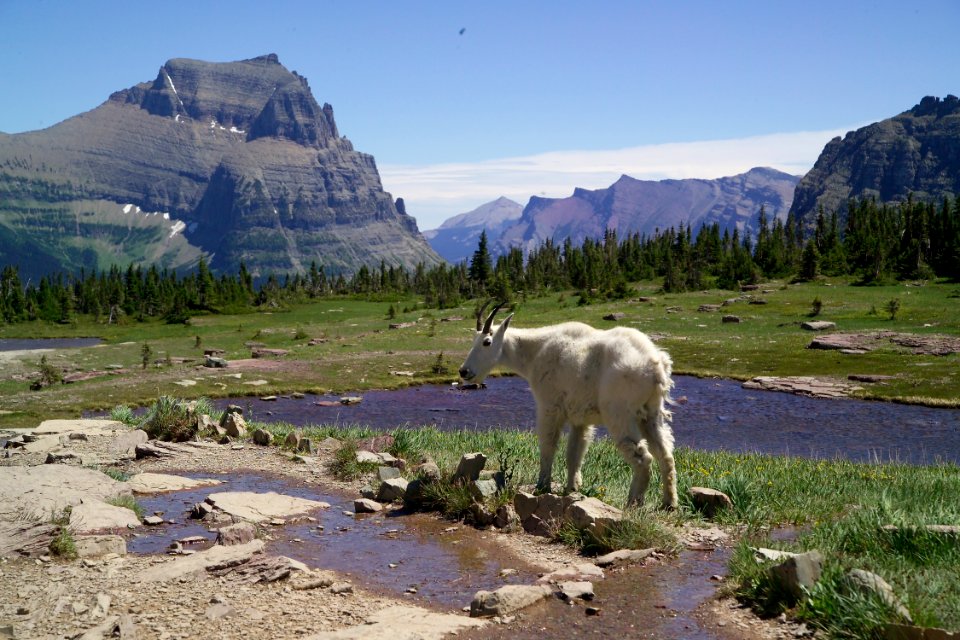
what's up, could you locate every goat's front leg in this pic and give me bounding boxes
[536,410,563,493]
[565,424,594,493]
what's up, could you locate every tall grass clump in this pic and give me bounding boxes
[139,396,217,441]
[110,404,136,425]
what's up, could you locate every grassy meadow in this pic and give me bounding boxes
[3,276,960,636]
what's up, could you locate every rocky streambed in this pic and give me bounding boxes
[0,417,809,640]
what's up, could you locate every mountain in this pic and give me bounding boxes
[422,197,522,262]
[790,95,960,225]
[0,54,440,280]
[494,167,800,255]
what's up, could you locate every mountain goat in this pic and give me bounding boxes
[459,302,678,509]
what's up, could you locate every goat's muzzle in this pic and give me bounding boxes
[458,367,472,381]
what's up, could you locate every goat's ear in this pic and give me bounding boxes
[497,313,514,333]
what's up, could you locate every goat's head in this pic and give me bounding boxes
[458,301,513,383]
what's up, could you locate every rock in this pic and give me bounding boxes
[70,500,140,532]
[414,460,440,481]
[0,466,132,522]
[884,624,960,640]
[251,348,289,358]
[284,430,302,449]
[205,355,229,368]
[521,514,553,537]
[138,539,265,583]
[205,602,235,620]
[603,312,625,321]
[376,478,409,503]
[357,434,394,452]
[339,396,363,405]
[538,563,604,584]
[468,503,495,527]
[221,412,247,438]
[297,438,313,454]
[722,315,741,323]
[453,452,487,483]
[74,534,127,557]
[356,450,381,464]
[143,515,164,526]
[513,491,539,521]
[330,582,354,594]
[566,497,623,533]
[698,304,721,312]
[205,492,330,523]
[377,466,401,482]
[191,501,215,519]
[317,436,342,451]
[493,504,520,530]
[216,521,258,546]
[470,478,499,500]
[801,320,836,331]
[594,548,655,568]
[209,554,309,583]
[354,498,383,514]
[252,429,273,446]
[469,584,554,618]
[92,592,112,618]
[846,569,912,622]
[0,521,59,556]
[127,472,222,494]
[109,429,149,455]
[742,376,862,399]
[768,550,824,602]
[291,569,338,590]
[45,450,81,464]
[689,487,733,518]
[752,547,798,563]
[557,581,595,601]
[304,605,486,638]
[134,440,196,459]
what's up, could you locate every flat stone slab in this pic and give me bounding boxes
[31,418,125,436]
[0,466,132,522]
[205,491,331,523]
[138,539,265,583]
[127,472,223,494]
[69,499,140,532]
[742,376,862,399]
[809,331,960,356]
[306,605,485,639]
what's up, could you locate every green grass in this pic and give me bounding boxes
[106,494,144,519]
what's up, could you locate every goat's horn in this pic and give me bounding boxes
[475,299,492,331]
[481,301,507,335]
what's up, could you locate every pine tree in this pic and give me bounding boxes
[469,230,493,289]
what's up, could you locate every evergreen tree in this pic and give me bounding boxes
[469,230,493,289]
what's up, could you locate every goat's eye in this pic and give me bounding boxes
[482,337,493,347]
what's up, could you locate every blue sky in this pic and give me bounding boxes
[2,1,958,229]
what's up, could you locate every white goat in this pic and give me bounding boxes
[458,302,678,509]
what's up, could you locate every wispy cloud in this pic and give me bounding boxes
[380,128,852,230]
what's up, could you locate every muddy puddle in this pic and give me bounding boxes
[214,375,960,465]
[128,470,542,608]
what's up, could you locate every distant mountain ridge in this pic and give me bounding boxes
[790,95,960,226]
[0,54,440,280]
[427,168,800,262]
[422,197,522,262]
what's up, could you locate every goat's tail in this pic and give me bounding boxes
[656,349,676,422]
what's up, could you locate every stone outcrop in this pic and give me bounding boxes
[0,54,441,280]
[204,491,330,523]
[790,95,960,227]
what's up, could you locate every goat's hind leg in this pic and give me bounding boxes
[616,436,654,508]
[642,410,679,510]
[565,424,594,493]
[536,410,563,493]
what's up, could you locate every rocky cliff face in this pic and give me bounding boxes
[790,95,960,226]
[0,54,439,279]
[494,168,799,255]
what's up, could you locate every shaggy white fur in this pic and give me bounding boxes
[459,305,678,509]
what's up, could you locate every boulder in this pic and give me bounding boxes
[69,500,140,532]
[452,452,487,483]
[252,429,273,446]
[376,478,409,503]
[216,521,258,546]
[557,581,595,601]
[354,498,383,514]
[284,430,302,449]
[521,514,553,537]
[801,320,837,331]
[297,438,313,454]
[109,429,149,456]
[221,412,247,438]
[566,497,623,533]
[304,605,485,639]
[127,473,222,494]
[469,584,554,618]
[603,312,625,321]
[74,535,127,557]
[722,315,741,323]
[377,466,401,482]
[205,492,331,523]
[469,478,499,501]
[138,540,265,583]
[513,491,539,521]
[845,569,912,623]
[768,550,823,602]
[689,487,733,518]
[594,548,655,568]
[205,355,228,368]
[0,466,132,522]
[538,563,604,584]
[493,504,520,530]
